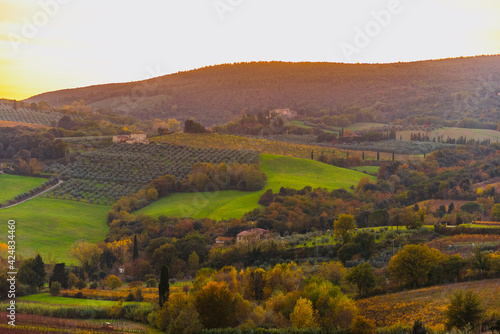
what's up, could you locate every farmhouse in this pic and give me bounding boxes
[270,108,297,118]
[214,236,235,246]
[112,133,148,144]
[236,228,270,243]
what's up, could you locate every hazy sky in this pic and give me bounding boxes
[1,0,499,100]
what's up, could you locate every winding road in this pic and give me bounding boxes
[0,180,63,210]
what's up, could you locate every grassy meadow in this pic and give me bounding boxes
[0,174,47,204]
[398,127,500,142]
[289,121,387,132]
[350,166,380,175]
[18,293,143,307]
[138,154,375,220]
[0,198,110,263]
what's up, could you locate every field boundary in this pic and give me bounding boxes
[0,180,63,210]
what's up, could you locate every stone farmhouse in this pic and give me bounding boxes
[112,133,148,144]
[236,228,270,243]
[270,108,297,118]
[214,236,235,246]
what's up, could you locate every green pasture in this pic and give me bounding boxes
[0,198,110,263]
[0,174,46,204]
[17,293,144,307]
[138,154,375,220]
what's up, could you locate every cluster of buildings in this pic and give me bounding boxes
[270,108,297,119]
[215,228,270,246]
[112,133,148,144]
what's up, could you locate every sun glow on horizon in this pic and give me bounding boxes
[0,0,499,100]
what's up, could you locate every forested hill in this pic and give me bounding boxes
[26,56,500,126]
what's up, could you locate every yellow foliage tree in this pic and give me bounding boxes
[290,297,319,328]
[107,239,132,264]
[0,242,8,258]
[71,241,103,273]
[106,275,122,289]
[166,119,182,133]
[194,281,236,329]
[334,214,356,244]
[388,244,441,288]
[146,187,158,201]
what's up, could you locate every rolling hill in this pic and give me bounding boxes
[0,198,110,264]
[26,56,500,126]
[0,174,47,204]
[137,154,375,220]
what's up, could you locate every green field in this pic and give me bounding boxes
[138,154,375,220]
[398,127,500,142]
[350,166,380,175]
[290,121,387,132]
[0,198,110,263]
[0,174,46,204]
[18,293,142,306]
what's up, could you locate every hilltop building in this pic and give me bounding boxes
[270,108,297,118]
[236,228,270,243]
[112,134,148,144]
[214,236,235,246]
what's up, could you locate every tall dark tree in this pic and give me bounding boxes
[58,115,74,130]
[184,120,206,134]
[50,263,69,289]
[448,202,455,214]
[158,265,170,308]
[33,254,46,290]
[133,234,139,260]
[18,259,39,290]
[17,255,45,291]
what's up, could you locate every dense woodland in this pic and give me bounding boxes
[25,56,500,127]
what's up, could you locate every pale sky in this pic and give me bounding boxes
[1,0,499,100]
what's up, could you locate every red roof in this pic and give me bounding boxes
[237,228,268,237]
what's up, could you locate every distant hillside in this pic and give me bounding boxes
[26,56,500,126]
[0,100,62,127]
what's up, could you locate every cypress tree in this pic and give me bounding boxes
[362,151,365,160]
[50,263,68,289]
[377,151,380,161]
[159,265,170,308]
[133,234,139,260]
[448,202,455,214]
[392,151,395,161]
[33,254,46,290]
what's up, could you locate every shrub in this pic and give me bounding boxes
[106,275,123,290]
[351,316,376,334]
[412,319,427,334]
[74,291,85,299]
[76,279,87,290]
[50,281,62,296]
[146,278,158,288]
[445,290,484,330]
